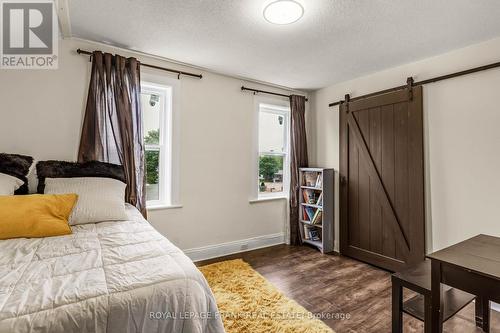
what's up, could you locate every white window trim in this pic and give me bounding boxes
[249,196,287,204]
[147,204,183,211]
[256,101,291,200]
[142,81,173,208]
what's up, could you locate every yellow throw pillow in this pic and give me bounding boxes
[0,194,77,240]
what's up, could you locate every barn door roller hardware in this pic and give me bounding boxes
[407,77,414,101]
[342,94,350,113]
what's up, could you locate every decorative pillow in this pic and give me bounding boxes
[0,153,34,194]
[0,173,25,195]
[0,194,77,240]
[44,177,128,225]
[36,160,125,194]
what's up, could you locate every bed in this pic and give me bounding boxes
[0,204,225,333]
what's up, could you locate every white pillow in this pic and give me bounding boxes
[0,173,24,195]
[44,177,128,225]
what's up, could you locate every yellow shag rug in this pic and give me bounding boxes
[199,259,334,333]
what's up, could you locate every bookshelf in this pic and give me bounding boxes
[299,167,334,253]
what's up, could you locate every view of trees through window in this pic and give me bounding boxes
[145,129,160,186]
[259,155,284,193]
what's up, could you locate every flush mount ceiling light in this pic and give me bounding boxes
[263,0,304,25]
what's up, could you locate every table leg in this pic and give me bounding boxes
[391,278,403,333]
[431,260,443,333]
[424,294,432,333]
[481,298,490,333]
[475,297,483,329]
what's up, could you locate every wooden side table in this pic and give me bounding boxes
[392,260,477,333]
[428,234,500,333]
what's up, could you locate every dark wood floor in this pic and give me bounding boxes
[197,244,500,333]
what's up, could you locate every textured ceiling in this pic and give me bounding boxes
[69,0,500,90]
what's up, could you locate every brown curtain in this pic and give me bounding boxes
[289,95,308,245]
[78,51,147,217]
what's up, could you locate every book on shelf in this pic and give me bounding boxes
[309,229,321,241]
[302,208,308,221]
[302,189,309,203]
[302,189,319,204]
[315,174,322,188]
[303,225,321,241]
[311,209,323,224]
[302,189,313,204]
[303,224,310,239]
[316,192,323,206]
[304,206,316,221]
[303,172,318,187]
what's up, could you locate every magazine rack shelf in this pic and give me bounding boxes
[299,167,335,253]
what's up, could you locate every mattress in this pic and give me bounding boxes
[0,204,225,333]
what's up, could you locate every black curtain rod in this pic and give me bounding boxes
[328,60,500,107]
[76,49,203,79]
[241,86,308,102]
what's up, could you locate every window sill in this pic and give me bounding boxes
[146,204,183,211]
[249,196,288,204]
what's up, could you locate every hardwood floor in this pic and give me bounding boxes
[197,244,500,333]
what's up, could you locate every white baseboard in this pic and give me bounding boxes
[183,233,285,262]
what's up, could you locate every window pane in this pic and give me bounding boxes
[145,149,160,201]
[141,92,161,144]
[259,154,284,194]
[259,110,285,153]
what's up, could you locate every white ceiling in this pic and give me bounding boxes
[68,0,500,90]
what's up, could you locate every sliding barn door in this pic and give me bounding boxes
[339,86,425,272]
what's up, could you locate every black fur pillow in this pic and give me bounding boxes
[0,153,34,194]
[36,160,126,194]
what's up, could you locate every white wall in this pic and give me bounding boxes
[0,38,309,255]
[312,37,500,253]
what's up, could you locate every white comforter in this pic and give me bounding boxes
[0,205,225,333]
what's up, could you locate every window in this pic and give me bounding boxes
[141,82,172,207]
[258,103,290,198]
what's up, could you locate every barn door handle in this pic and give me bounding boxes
[340,175,347,185]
